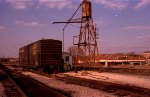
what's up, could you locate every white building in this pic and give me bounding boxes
[143,51,150,65]
[62,52,73,71]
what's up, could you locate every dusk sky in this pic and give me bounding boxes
[0,0,150,58]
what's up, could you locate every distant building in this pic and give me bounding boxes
[95,53,146,67]
[0,58,18,64]
[143,51,150,65]
[0,58,9,63]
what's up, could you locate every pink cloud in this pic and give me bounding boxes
[6,0,32,10]
[135,0,150,9]
[5,0,76,10]
[123,25,150,30]
[137,35,150,43]
[38,0,75,9]
[4,0,150,10]
[94,0,128,10]
[0,26,5,30]
[15,20,46,27]
[0,26,7,32]
[137,35,150,40]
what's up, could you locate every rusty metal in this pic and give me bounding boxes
[52,0,99,71]
[72,0,99,71]
[19,39,62,73]
[82,0,92,19]
[53,21,83,24]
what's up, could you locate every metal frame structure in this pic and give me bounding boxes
[73,17,98,70]
[53,0,99,71]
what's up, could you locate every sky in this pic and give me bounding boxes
[0,0,150,58]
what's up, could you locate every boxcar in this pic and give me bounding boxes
[19,39,62,73]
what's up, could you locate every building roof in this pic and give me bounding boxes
[96,54,146,60]
[143,51,150,53]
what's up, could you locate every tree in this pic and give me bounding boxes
[127,52,139,57]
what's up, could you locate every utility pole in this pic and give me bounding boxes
[53,4,82,52]
[148,52,150,65]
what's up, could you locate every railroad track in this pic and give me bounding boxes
[0,66,26,97]
[17,65,150,97]
[73,66,150,76]
[0,65,67,97]
[57,75,150,97]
